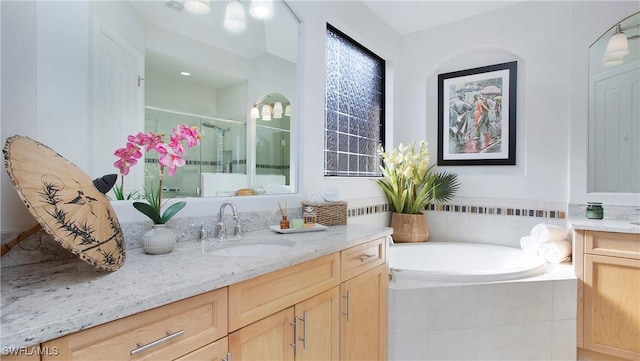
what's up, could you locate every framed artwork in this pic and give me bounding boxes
[437,61,517,166]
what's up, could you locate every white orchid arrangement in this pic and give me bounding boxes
[377,141,459,214]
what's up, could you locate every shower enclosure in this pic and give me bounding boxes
[144,107,246,198]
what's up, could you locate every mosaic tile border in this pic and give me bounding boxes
[348,203,566,219]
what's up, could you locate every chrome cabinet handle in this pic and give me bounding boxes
[298,312,307,350]
[130,329,185,356]
[342,291,350,321]
[222,352,232,361]
[289,320,298,354]
[359,253,377,262]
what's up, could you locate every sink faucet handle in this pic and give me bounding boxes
[215,222,227,240]
[190,223,207,240]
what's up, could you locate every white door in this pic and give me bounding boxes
[91,17,144,194]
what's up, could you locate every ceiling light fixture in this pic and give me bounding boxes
[224,0,246,33]
[603,23,640,66]
[180,71,191,76]
[250,0,273,19]
[184,0,210,15]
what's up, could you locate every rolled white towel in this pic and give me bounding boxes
[540,240,572,264]
[323,186,343,201]
[530,223,568,242]
[308,191,323,203]
[520,236,542,255]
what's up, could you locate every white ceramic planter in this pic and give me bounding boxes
[141,224,177,255]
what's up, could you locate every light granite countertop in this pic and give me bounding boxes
[569,217,640,234]
[1,224,392,349]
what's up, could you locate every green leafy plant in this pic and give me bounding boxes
[133,186,186,225]
[111,183,140,201]
[377,141,459,214]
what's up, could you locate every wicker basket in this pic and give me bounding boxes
[301,201,348,226]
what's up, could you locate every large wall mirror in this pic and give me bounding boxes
[88,0,299,199]
[588,11,639,194]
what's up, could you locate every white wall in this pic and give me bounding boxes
[1,1,92,232]
[397,1,572,203]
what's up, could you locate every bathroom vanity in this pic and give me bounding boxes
[0,225,390,361]
[572,220,640,361]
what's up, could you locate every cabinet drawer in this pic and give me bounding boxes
[585,231,640,259]
[175,336,228,361]
[43,288,228,361]
[228,253,339,331]
[341,237,386,281]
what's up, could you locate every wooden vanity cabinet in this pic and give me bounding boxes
[575,230,640,360]
[41,288,228,361]
[228,236,388,361]
[228,253,341,360]
[228,288,340,361]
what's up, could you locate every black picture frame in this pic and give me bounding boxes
[437,61,517,166]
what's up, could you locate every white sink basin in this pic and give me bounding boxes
[209,243,293,257]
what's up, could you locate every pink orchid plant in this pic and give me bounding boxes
[114,124,202,224]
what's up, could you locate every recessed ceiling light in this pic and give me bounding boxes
[180,71,191,76]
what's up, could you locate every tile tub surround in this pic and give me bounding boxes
[388,264,577,361]
[0,224,392,348]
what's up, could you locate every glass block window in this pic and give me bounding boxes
[325,24,385,177]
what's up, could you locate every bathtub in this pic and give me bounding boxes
[387,241,577,360]
[389,241,546,283]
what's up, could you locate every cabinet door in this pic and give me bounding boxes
[228,308,295,361]
[294,287,340,360]
[340,264,388,361]
[584,254,640,360]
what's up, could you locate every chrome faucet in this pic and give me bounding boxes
[214,200,243,239]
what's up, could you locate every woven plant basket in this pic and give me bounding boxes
[301,201,347,226]
[390,212,429,242]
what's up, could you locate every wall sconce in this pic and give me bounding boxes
[224,0,246,33]
[251,101,291,121]
[261,104,272,121]
[184,0,210,15]
[603,23,640,66]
